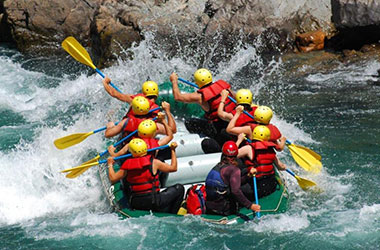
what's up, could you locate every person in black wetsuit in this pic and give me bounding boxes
[205,141,261,216]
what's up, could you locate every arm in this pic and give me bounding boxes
[103,77,133,103]
[158,115,173,146]
[161,101,177,134]
[237,145,253,159]
[170,72,202,103]
[228,167,260,212]
[153,142,178,173]
[105,118,126,138]
[108,144,129,157]
[107,157,127,184]
[236,133,246,147]
[217,89,234,121]
[226,106,252,137]
[274,157,287,171]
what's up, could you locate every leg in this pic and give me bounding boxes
[156,184,185,214]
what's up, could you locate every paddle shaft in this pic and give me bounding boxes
[98,116,158,158]
[253,176,260,219]
[95,68,123,93]
[285,168,296,177]
[99,145,169,164]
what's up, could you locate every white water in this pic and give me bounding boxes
[0,36,344,242]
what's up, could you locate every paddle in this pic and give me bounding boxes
[62,36,122,93]
[245,137,316,191]
[253,175,260,219]
[62,144,169,178]
[62,117,158,178]
[285,169,316,191]
[177,77,322,173]
[54,107,160,150]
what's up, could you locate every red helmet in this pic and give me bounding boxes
[222,141,238,157]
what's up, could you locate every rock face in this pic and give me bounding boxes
[329,0,380,50]
[332,0,380,28]
[0,0,347,66]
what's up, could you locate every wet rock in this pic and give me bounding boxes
[1,0,335,65]
[296,30,326,52]
[332,0,380,28]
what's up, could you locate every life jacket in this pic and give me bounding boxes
[249,123,282,142]
[121,154,160,194]
[186,184,207,215]
[244,141,278,179]
[142,137,160,157]
[197,80,236,121]
[124,93,159,119]
[231,107,257,127]
[205,163,230,201]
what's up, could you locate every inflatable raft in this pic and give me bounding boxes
[98,137,289,224]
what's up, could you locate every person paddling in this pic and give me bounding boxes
[236,126,287,200]
[205,141,261,216]
[170,69,236,148]
[105,96,173,145]
[226,105,286,151]
[107,139,184,214]
[218,88,258,127]
[103,76,176,133]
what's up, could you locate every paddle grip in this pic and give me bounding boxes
[95,68,123,93]
[253,176,260,219]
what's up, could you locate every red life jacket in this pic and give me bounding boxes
[231,107,257,127]
[121,154,160,194]
[197,80,236,121]
[249,123,282,142]
[124,93,159,119]
[142,138,160,157]
[244,141,278,179]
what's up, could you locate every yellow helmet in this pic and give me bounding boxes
[142,81,159,97]
[131,96,150,115]
[128,138,148,157]
[236,89,253,105]
[138,119,157,138]
[254,106,273,125]
[194,68,212,87]
[252,125,271,141]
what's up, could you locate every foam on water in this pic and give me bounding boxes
[0,35,344,242]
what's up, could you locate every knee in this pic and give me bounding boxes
[174,184,185,196]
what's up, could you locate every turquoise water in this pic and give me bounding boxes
[1,34,380,250]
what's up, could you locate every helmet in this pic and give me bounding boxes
[252,125,271,142]
[236,89,253,105]
[128,138,148,157]
[222,141,238,157]
[254,106,273,125]
[131,96,150,115]
[138,119,157,138]
[194,68,212,87]
[142,81,159,97]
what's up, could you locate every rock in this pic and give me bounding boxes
[1,0,336,65]
[296,30,326,52]
[3,0,100,53]
[332,0,380,28]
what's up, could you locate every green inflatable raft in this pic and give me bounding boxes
[157,82,205,119]
[98,154,289,224]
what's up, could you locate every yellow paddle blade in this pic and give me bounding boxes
[65,165,93,179]
[61,158,100,173]
[62,155,100,178]
[287,143,322,173]
[62,36,96,69]
[294,175,317,191]
[294,144,322,161]
[54,131,94,150]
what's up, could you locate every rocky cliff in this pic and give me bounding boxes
[0,0,379,67]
